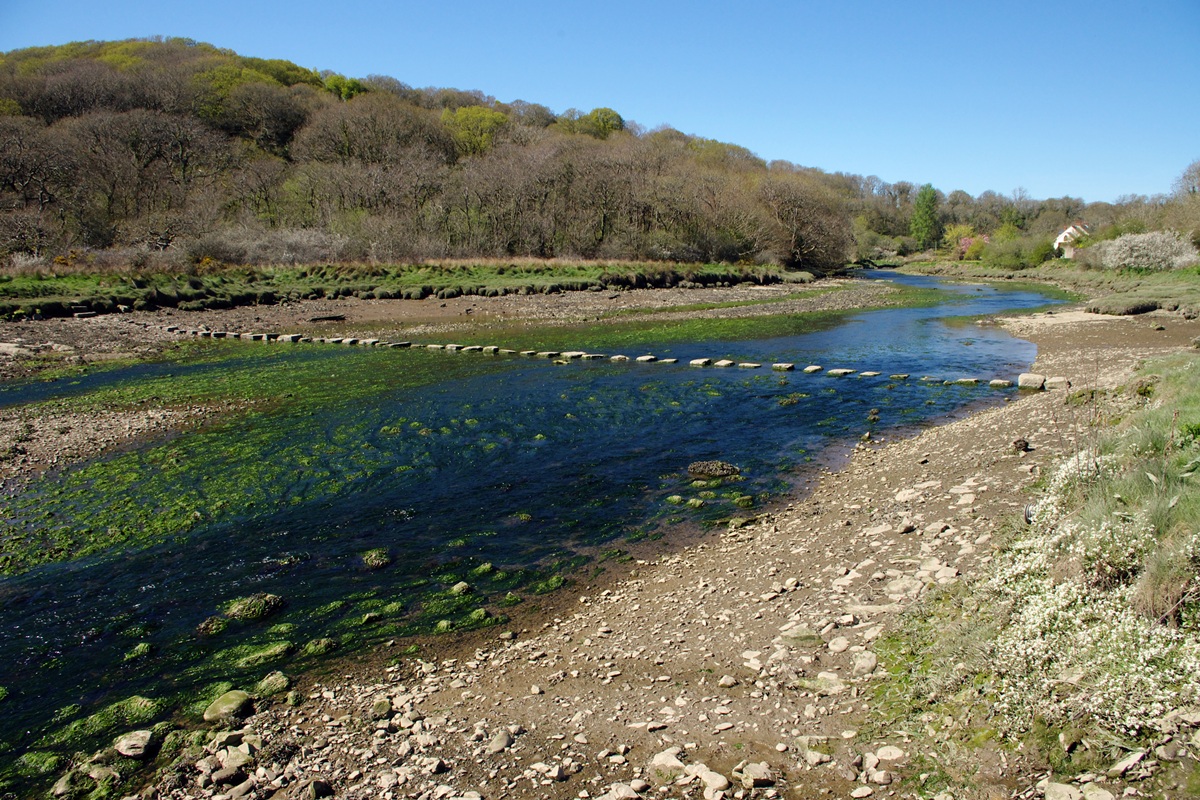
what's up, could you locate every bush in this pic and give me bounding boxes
[980,235,1057,270]
[1087,230,1199,271]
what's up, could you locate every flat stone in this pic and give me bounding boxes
[803,365,823,373]
[1044,783,1083,800]
[713,359,736,368]
[1106,749,1145,777]
[487,729,514,754]
[733,761,774,788]
[1046,376,1071,390]
[875,745,905,761]
[690,358,712,367]
[772,363,795,371]
[826,368,855,377]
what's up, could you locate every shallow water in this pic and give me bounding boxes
[0,271,1054,770]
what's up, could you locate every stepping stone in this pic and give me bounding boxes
[827,368,855,377]
[803,365,822,373]
[636,355,657,362]
[737,363,761,369]
[690,358,712,367]
[772,363,795,371]
[1018,372,1045,390]
[714,359,736,368]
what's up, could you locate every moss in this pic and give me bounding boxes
[361,548,391,570]
[529,574,565,595]
[123,642,152,661]
[232,641,293,669]
[39,695,163,749]
[15,750,63,776]
[301,638,338,657]
[223,593,284,621]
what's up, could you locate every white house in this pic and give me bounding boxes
[1054,223,1090,258]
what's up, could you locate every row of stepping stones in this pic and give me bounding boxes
[144,323,1074,390]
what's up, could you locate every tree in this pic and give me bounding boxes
[757,173,853,272]
[1174,159,1200,198]
[909,183,941,250]
[441,105,508,157]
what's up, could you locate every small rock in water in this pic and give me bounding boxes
[687,460,740,478]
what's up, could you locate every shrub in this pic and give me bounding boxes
[1088,230,1199,271]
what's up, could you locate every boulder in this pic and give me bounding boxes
[1046,376,1071,390]
[1018,372,1046,390]
[113,729,156,758]
[852,651,878,676]
[203,690,252,723]
[687,460,740,478]
[254,671,290,697]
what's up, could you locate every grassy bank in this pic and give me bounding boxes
[0,260,795,320]
[898,259,1200,318]
[873,350,1200,796]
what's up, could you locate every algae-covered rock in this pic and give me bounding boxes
[234,641,293,669]
[197,615,228,636]
[124,642,151,661]
[16,750,63,776]
[223,593,285,621]
[361,548,391,570]
[450,581,472,595]
[203,690,252,723]
[301,638,339,657]
[253,671,291,697]
[688,460,740,478]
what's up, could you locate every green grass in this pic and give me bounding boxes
[900,259,1200,317]
[0,260,788,318]
[870,350,1200,793]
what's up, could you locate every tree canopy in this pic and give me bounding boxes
[0,38,1195,271]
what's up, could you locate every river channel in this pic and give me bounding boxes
[0,271,1057,774]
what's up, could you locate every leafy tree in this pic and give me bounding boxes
[941,223,976,259]
[441,105,508,157]
[909,183,941,250]
[322,73,367,101]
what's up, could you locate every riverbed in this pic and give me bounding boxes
[0,271,1057,782]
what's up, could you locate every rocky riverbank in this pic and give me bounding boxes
[6,286,1200,800]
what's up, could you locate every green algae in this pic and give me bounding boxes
[37,696,163,749]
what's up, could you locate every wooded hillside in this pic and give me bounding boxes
[0,38,1195,272]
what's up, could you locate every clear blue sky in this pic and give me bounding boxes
[2,0,1197,204]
